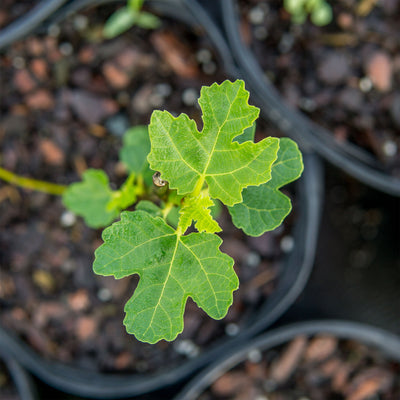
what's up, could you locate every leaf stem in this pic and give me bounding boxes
[135,173,145,196]
[0,166,67,196]
[192,176,205,198]
[161,202,174,219]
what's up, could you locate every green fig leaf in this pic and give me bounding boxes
[62,169,119,228]
[228,138,303,236]
[147,80,279,206]
[93,211,238,343]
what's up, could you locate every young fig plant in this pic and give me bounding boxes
[284,0,332,26]
[93,79,304,344]
[103,0,160,39]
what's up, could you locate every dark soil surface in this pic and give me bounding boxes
[0,3,293,374]
[240,0,400,177]
[202,334,400,400]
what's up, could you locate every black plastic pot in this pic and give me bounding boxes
[0,340,37,400]
[219,0,400,197]
[176,320,400,400]
[0,0,323,398]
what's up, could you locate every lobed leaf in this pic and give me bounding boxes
[147,80,280,206]
[93,211,238,343]
[62,169,119,228]
[229,138,303,236]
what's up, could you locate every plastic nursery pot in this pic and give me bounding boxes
[0,1,322,399]
[220,0,400,197]
[0,337,37,400]
[176,320,400,400]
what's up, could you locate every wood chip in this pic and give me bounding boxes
[13,69,36,93]
[151,31,199,79]
[270,335,307,383]
[346,367,394,400]
[212,371,250,397]
[25,89,54,110]
[30,58,48,81]
[304,335,338,363]
[68,289,90,312]
[39,138,65,166]
[366,51,393,92]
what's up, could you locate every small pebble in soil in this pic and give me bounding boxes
[225,323,240,337]
[245,251,261,268]
[154,83,172,98]
[247,348,262,363]
[182,88,199,106]
[61,260,76,274]
[280,235,294,253]
[359,77,373,92]
[248,6,266,25]
[173,339,200,358]
[149,92,164,108]
[48,24,60,37]
[382,140,397,158]
[105,113,130,137]
[97,287,112,302]
[60,210,77,227]
[59,42,74,56]
[12,56,25,69]
[196,48,212,64]
[73,15,89,31]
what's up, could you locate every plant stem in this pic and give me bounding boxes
[0,166,67,196]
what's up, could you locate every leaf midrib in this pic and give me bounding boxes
[142,234,180,338]
[199,86,237,183]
